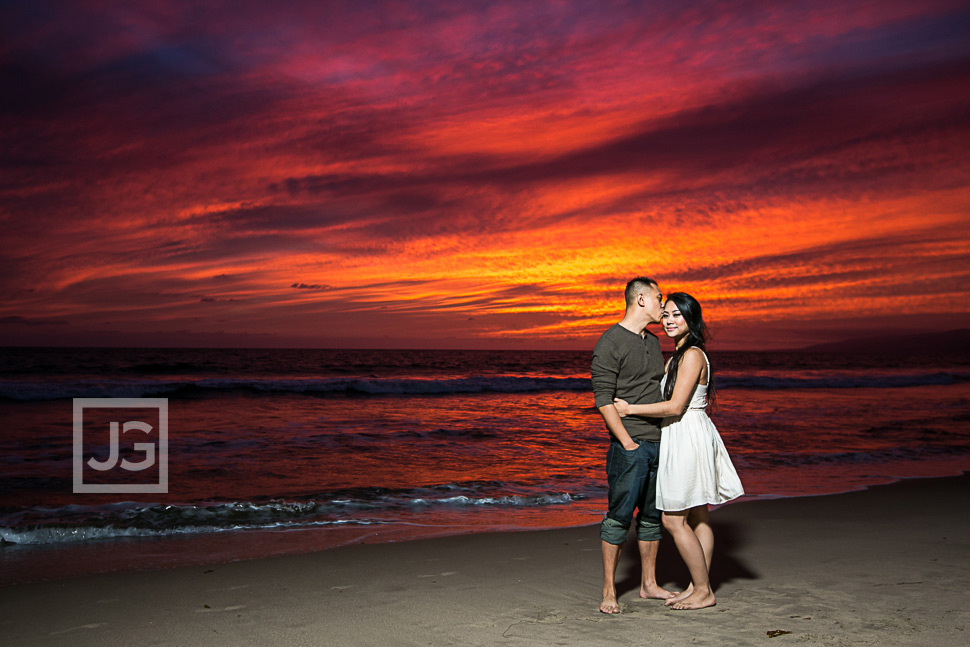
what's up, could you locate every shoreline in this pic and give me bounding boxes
[3,467,969,587]
[2,473,968,646]
[3,466,969,587]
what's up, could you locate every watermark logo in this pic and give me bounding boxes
[73,398,168,493]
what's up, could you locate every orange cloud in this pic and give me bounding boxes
[2,1,969,349]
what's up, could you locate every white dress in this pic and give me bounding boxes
[656,350,744,511]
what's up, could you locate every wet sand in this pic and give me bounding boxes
[2,474,968,646]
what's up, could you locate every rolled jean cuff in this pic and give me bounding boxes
[636,518,662,542]
[600,516,628,545]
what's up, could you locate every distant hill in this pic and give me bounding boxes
[796,329,970,354]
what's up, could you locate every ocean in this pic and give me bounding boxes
[1,346,969,584]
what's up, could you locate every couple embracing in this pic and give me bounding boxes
[591,277,744,613]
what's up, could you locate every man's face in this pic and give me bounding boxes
[640,285,664,323]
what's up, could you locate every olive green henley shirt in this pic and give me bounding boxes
[591,323,665,442]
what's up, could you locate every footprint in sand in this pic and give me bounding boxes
[197,605,247,613]
[50,623,107,635]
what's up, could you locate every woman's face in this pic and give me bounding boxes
[661,300,690,340]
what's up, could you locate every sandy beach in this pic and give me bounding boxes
[2,473,968,646]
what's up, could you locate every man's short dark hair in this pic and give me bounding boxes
[624,276,658,307]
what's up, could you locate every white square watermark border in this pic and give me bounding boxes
[73,398,169,494]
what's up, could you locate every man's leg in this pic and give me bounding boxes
[599,442,641,613]
[600,538,623,614]
[636,538,672,599]
[636,440,674,599]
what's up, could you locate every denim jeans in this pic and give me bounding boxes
[600,439,662,544]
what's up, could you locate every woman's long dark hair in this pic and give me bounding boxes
[662,292,716,410]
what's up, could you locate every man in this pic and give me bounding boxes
[591,276,673,614]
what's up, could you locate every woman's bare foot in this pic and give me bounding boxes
[640,583,676,600]
[664,584,693,606]
[670,590,716,610]
[600,592,621,614]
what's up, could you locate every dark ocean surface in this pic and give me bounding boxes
[1,347,968,583]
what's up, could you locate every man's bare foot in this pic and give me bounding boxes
[664,584,693,606]
[670,591,716,610]
[600,593,621,614]
[639,583,676,600]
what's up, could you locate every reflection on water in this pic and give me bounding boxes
[1,348,968,582]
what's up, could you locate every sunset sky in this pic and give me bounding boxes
[2,0,969,350]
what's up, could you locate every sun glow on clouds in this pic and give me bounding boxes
[2,0,969,349]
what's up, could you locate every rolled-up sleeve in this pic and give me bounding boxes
[591,339,618,409]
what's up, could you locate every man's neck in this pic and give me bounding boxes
[618,315,646,337]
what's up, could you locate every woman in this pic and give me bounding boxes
[613,292,743,610]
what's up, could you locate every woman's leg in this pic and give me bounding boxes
[661,509,716,610]
[688,505,713,571]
